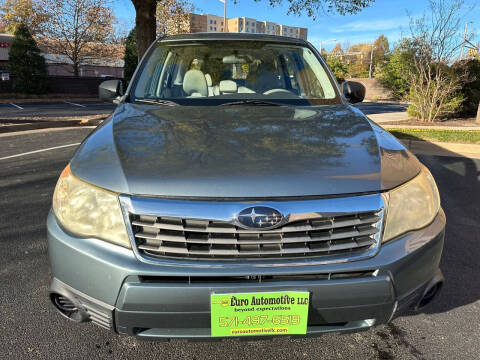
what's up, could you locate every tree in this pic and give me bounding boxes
[131,0,375,59]
[376,39,415,98]
[123,27,138,86]
[331,42,343,54]
[405,0,472,122]
[39,0,117,77]
[453,59,480,117]
[0,0,47,34]
[253,0,376,18]
[373,35,389,58]
[157,0,194,36]
[131,0,156,61]
[8,23,48,94]
[326,55,348,82]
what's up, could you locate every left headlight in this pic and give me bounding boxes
[382,165,440,243]
[52,164,131,248]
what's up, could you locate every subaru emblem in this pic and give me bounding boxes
[236,206,283,230]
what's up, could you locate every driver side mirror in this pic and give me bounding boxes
[99,79,124,104]
[342,81,365,104]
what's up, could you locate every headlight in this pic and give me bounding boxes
[52,164,131,248]
[382,166,440,243]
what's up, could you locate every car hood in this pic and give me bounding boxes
[70,103,421,198]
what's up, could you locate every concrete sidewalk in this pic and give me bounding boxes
[400,139,480,158]
[368,112,409,124]
[369,112,480,130]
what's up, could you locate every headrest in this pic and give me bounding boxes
[183,69,208,97]
[205,73,213,87]
[219,80,238,94]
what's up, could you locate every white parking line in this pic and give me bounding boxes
[0,143,81,161]
[63,100,86,108]
[9,103,23,109]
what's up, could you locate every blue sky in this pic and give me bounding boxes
[114,0,478,51]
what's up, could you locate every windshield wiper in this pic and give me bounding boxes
[135,98,179,106]
[220,99,284,107]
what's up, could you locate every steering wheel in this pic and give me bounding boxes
[263,89,292,95]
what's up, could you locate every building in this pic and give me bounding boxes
[0,33,13,72]
[206,14,225,32]
[262,21,280,35]
[189,14,307,40]
[0,33,124,78]
[189,13,207,33]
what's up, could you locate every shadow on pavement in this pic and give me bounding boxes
[397,136,480,317]
[355,102,408,115]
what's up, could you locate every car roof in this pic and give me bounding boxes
[159,32,308,45]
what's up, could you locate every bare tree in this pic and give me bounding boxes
[407,0,473,122]
[157,0,194,37]
[38,0,117,77]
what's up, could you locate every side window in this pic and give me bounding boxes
[301,48,335,99]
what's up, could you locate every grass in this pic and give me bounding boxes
[386,128,480,144]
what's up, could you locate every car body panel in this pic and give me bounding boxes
[70,103,420,198]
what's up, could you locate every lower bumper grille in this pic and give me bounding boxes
[123,195,384,260]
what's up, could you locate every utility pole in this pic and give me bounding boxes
[369,43,375,78]
[223,0,227,32]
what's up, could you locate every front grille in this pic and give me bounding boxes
[129,210,382,259]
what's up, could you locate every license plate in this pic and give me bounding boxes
[210,291,310,337]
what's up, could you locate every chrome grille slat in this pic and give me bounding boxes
[122,194,384,261]
[131,214,380,235]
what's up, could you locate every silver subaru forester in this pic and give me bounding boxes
[47,33,445,340]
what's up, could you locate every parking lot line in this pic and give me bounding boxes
[63,100,86,108]
[9,103,23,109]
[0,143,81,161]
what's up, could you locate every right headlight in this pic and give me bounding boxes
[382,166,440,243]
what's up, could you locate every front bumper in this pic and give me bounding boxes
[47,209,445,339]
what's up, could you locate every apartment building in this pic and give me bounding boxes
[189,14,307,40]
[189,13,207,33]
[262,21,279,35]
[206,14,225,32]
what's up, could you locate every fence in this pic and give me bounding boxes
[0,76,121,96]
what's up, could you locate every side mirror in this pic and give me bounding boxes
[343,81,365,104]
[99,79,123,104]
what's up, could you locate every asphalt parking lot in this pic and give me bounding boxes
[0,101,115,119]
[0,100,401,119]
[0,127,479,359]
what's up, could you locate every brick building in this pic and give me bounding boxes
[188,14,307,40]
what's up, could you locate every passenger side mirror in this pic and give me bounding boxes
[343,81,365,104]
[99,79,123,104]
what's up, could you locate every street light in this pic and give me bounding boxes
[319,39,337,55]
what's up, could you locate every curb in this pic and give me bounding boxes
[386,124,480,131]
[400,139,480,158]
[0,117,105,133]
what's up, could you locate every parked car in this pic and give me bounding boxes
[47,33,445,340]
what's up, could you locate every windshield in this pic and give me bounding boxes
[132,40,340,106]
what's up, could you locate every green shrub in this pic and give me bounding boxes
[8,23,48,94]
[453,59,480,117]
[325,55,348,82]
[375,39,415,99]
